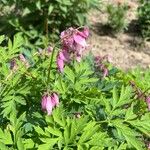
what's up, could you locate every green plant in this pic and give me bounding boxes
[0,29,150,150]
[138,0,150,40]
[0,0,99,46]
[106,2,129,33]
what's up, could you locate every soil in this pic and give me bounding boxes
[88,0,150,70]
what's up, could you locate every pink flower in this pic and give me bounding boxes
[19,54,26,62]
[10,54,29,70]
[78,27,89,38]
[60,27,74,49]
[94,56,101,63]
[47,46,53,53]
[45,96,53,115]
[51,93,59,107]
[57,55,64,73]
[19,54,29,68]
[62,49,70,62]
[60,27,89,63]
[10,59,17,70]
[57,27,89,73]
[56,49,71,72]
[76,54,81,62]
[146,97,150,110]
[58,51,66,61]
[73,34,87,48]
[103,68,109,78]
[94,55,111,78]
[41,95,53,115]
[41,93,59,115]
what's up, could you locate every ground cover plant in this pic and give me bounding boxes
[0,27,150,150]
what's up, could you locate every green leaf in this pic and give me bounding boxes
[0,35,5,44]
[127,113,150,137]
[53,108,66,127]
[15,97,26,105]
[17,138,24,150]
[112,86,119,108]
[77,13,85,25]
[55,77,67,94]
[38,138,58,150]
[59,5,67,13]
[0,142,9,150]
[0,128,13,145]
[45,126,62,137]
[22,7,31,16]
[12,33,24,52]
[125,103,137,121]
[115,86,133,108]
[24,139,35,149]
[48,5,54,15]
[62,0,72,5]
[64,66,75,83]
[34,126,45,135]
[78,122,99,144]
[78,78,98,84]
[36,1,41,10]
[113,120,145,150]
[8,39,13,51]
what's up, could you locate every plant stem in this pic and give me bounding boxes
[97,120,108,124]
[47,46,56,87]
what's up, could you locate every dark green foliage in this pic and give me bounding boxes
[138,0,150,40]
[0,0,99,45]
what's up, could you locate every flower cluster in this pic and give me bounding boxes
[41,93,59,115]
[57,27,89,72]
[94,55,112,78]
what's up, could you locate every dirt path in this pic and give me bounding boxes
[88,0,150,70]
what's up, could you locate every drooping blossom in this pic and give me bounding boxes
[94,56,102,65]
[76,53,82,62]
[57,53,65,73]
[51,93,59,107]
[41,95,53,115]
[19,54,29,68]
[61,27,89,53]
[10,59,17,71]
[57,27,89,72]
[103,68,109,78]
[57,49,71,72]
[47,46,53,53]
[94,55,112,78]
[146,97,150,110]
[10,54,29,71]
[41,93,59,115]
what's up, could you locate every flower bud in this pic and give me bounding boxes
[41,93,59,115]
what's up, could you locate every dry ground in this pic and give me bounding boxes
[88,0,150,70]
